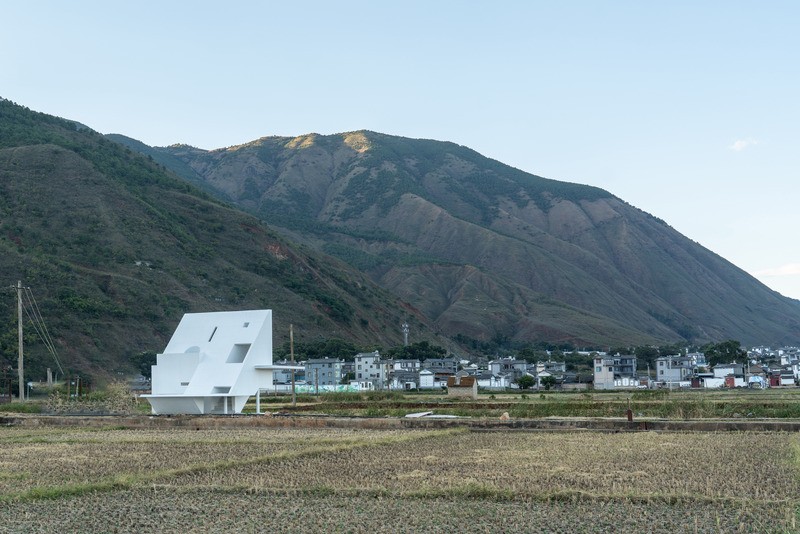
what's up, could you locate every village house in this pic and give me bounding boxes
[388,370,419,390]
[272,359,298,384]
[536,360,566,375]
[769,368,796,387]
[712,363,746,388]
[655,355,694,385]
[356,351,390,389]
[475,371,512,390]
[392,359,421,372]
[305,358,344,387]
[418,369,436,389]
[423,357,460,386]
[685,352,707,367]
[447,373,478,399]
[593,354,638,390]
[489,358,529,381]
[424,357,459,374]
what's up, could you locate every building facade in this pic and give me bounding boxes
[305,358,344,387]
[355,351,389,389]
[655,355,694,384]
[593,355,638,390]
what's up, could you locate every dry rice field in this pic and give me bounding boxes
[1,425,799,533]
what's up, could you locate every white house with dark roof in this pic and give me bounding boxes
[143,310,301,415]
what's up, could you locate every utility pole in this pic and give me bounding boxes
[290,324,296,407]
[668,355,673,392]
[17,281,24,402]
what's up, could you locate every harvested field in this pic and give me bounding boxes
[2,424,798,533]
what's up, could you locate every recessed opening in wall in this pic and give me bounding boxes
[243,322,250,328]
[212,386,230,394]
[226,343,251,363]
[208,326,218,342]
[180,382,190,387]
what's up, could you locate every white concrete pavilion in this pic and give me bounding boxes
[143,310,301,415]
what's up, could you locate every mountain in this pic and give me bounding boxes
[0,101,427,383]
[112,131,800,348]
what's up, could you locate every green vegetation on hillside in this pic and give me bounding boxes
[0,99,424,382]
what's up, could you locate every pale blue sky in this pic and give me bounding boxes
[3,1,799,299]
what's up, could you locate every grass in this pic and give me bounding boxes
[0,401,42,413]
[249,387,800,419]
[7,387,800,420]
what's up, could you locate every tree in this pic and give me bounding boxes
[634,346,661,371]
[387,341,447,361]
[517,347,537,363]
[132,351,157,379]
[275,338,362,361]
[703,340,745,367]
[540,375,556,391]
[516,374,535,390]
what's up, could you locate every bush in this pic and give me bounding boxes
[631,389,669,400]
[45,381,137,414]
[0,401,42,414]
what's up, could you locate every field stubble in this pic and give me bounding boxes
[1,425,798,533]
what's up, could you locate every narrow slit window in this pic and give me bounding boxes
[208,326,218,342]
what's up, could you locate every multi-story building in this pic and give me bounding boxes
[488,358,529,380]
[536,360,566,375]
[355,351,390,389]
[423,357,459,374]
[304,358,343,387]
[392,359,421,372]
[655,355,694,384]
[593,354,638,390]
[685,352,707,367]
[387,359,422,390]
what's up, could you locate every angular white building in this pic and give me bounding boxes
[143,310,297,415]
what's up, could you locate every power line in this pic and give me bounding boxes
[21,287,64,376]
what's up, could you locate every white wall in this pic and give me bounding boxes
[145,310,275,414]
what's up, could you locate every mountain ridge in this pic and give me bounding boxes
[119,130,800,347]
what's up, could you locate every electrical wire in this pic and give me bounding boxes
[21,287,64,376]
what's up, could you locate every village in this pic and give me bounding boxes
[90,310,796,415]
[274,345,800,396]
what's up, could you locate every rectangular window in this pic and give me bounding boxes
[226,343,251,363]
